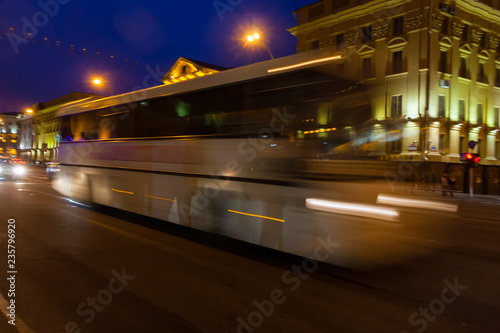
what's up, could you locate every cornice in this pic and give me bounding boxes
[456,0,500,24]
[289,0,413,36]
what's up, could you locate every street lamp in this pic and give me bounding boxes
[92,77,113,96]
[25,109,33,115]
[246,33,274,60]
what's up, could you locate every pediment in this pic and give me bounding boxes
[459,43,472,54]
[478,50,490,60]
[439,37,453,48]
[387,37,407,49]
[357,45,375,56]
[163,57,227,84]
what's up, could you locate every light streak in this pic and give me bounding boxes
[305,198,399,221]
[268,55,343,73]
[146,195,176,202]
[112,188,134,195]
[227,209,285,223]
[376,194,458,212]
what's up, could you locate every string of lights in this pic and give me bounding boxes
[0,27,151,69]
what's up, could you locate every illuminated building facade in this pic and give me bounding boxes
[162,57,228,84]
[18,92,100,163]
[290,0,500,165]
[0,113,21,157]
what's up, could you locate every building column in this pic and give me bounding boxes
[448,125,461,158]
[370,124,386,156]
[485,130,498,164]
[400,121,420,158]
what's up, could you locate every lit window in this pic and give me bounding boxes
[391,95,402,117]
[478,63,486,83]
[438,95,445,117]
[459,57,468,78]
[477,104,483,124]
[458,100,465,121]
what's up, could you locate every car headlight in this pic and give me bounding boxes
[14,166,25,175]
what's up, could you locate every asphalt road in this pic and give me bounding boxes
[0,166,499,333]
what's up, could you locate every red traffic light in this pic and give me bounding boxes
[474,156,481,163]
[464,153,473,160]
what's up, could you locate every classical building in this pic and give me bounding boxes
[18,92,101,163]
[0,112,22,157]
[290,0,500,165]
[162,57,228,84]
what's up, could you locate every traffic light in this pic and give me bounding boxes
[464,153,480,167]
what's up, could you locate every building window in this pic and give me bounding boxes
[439,51,449,73]
[332,0,350,10]
[438,95,446,117]
[391,95,402,117]
[309,4,324,18]
[478,63,486,83]
[477,104,483,124]
[363,25,372,43]
[496,68,500,87]
[391,139,402,153]
[393,17,404,35]
[312,40,320,50]
[336,33,345,49]
[495,107,499,127]
[461,24,469,42]
[439,134,445,153]
[480,32,487,48]
[459,57,468,78]
[441,16,449,34]
[393,51,403,73]
[459,99,465,121]
[362,57,372,78]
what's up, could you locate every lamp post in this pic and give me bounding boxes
[92,78,113,96]
[246,33,274,60]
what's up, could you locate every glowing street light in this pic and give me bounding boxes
[25,109,33,115]
[246,32,274,60]
[91,77,113,96]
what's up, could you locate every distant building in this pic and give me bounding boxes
[0,112,22,157]
[162,57,229,85]
[289,0,500,164]
[18,92,102,163]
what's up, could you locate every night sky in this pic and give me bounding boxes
[0,0,316,113]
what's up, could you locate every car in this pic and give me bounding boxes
[46,162,60,180]
[0,158,26,180]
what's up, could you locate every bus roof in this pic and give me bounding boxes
[56,48,346,118]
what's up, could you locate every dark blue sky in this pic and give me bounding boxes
[0,0,316,113]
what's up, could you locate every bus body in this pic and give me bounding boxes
[53,50,452,269]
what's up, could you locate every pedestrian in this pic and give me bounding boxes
[448,173,456,196]
[441,171,449,196]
